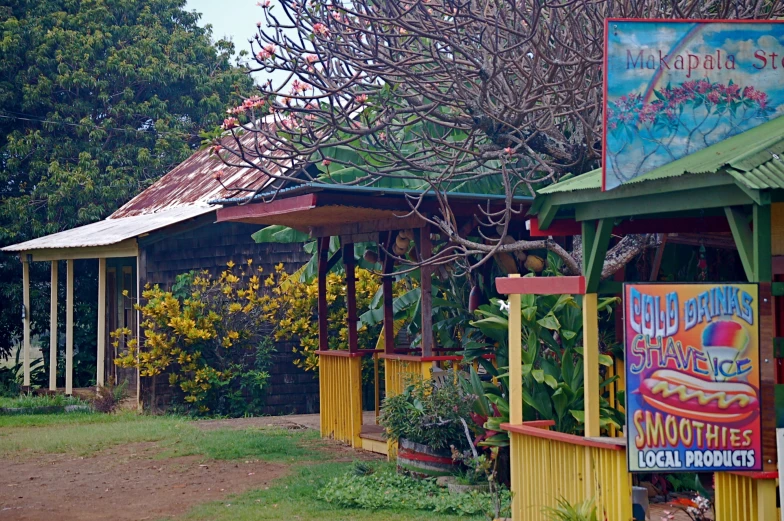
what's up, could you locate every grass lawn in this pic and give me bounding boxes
[0,412,482,521]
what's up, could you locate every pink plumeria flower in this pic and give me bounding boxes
[313,23,329,36]
[222,117,239,130]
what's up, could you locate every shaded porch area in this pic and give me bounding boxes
[216,184,534,455]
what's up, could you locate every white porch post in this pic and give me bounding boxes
[65,259,74,395]
[97,258,106,387]
[22,254,31,387]
[49,261,58,390]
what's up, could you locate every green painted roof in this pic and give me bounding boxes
[539,116,784,195]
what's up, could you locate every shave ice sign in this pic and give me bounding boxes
[603,20,784,190]
[625,283,762,472]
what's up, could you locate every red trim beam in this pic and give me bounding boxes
[216,194,318,223]
[496,275,585,295]
[501,422,626,451]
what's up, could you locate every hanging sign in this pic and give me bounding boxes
[603,19,784,191]
[625,283,762,472]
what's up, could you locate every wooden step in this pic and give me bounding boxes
[360,424,385,442]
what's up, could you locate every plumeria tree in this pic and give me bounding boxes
[210,0,784,276]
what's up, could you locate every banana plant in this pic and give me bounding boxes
[463,274,625,435]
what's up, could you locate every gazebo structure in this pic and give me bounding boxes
[498,115,784,520]
[216,183,533,453]
[1,138,316,413]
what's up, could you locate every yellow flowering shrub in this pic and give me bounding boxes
[112,260,273,414]
[258,263,410,372]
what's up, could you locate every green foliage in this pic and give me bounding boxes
[543,497,599,521]
[92,379,129,413]
[0,392,87,409]
[0,0,253,356]
[378,370,475,451]
[318,463,511,518]
[186,461,478,521]
[252,225,311,244]
[0,345,47,395]
[113,264,274,416]
[464,277,624,435]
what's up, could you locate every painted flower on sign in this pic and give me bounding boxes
[606,79,775,182]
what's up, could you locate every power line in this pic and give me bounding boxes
[0,110,202,139]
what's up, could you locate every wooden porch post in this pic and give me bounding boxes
[507,274,523,520]
[343,242,358,353]
[49,261,58,390]
[318,237,330,351]
[582,294,600,437]
[97,258,106,387]
[65,259,74,395]
[22,254,31,387]
[382,233,395,354]
[581,219,612,438]
[418,226,434,357]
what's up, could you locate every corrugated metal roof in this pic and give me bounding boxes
[2,206,213,252]
[112,131,274,218]
[539,116,784,195]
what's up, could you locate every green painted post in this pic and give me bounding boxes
[753,203,772,283]
[725,207,755,282]
[582,219,613,293]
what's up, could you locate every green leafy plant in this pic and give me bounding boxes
[379,370,475,451]
[318,463,511,518]
[0,345,47,394]
[112,262,275,415]
[464,273,624,436]
[543,497,599,521]
[92,378,129,413]
[0,392,87,410]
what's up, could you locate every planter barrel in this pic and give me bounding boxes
[396,438,458,477]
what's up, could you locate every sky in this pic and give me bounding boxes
[186,0,293,86]
[186,0,260,51]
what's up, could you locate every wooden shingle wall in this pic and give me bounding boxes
[139,221,319,415]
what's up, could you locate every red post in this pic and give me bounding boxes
[318,236,330,352]
[343,241,358,353]
[382,232,395,354]
[419,225,433,357]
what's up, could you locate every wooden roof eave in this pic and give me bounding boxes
[536,171,762,228]
[215,193,429,239]
[22,239,139,262]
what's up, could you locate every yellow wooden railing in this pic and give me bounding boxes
[507,423,632,521]
[715,472,779,521]
[319,352,363,447]
[382,356,433,397]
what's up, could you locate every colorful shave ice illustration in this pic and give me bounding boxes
[702,321,749,382]
[625,284,762,472]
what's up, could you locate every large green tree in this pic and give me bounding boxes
[0,0,253,361]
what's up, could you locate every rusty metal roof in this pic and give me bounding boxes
[112,132,274,218]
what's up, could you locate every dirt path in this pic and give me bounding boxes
[0,441,288,521]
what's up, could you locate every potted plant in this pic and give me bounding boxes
[378,369,475,477]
